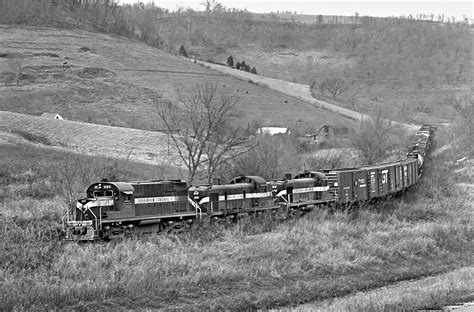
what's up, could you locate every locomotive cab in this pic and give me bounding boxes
[84,181,135,220]
[64,181,135,241]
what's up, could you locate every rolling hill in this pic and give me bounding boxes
[0,25,360,135]
[0,110,179,166]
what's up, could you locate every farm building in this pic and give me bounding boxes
[256,127,290,136]
[41,113,64,120]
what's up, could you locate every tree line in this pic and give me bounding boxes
[0,0,470,86]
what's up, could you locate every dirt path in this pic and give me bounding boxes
[193,59,421,133]
[282,267,474,311]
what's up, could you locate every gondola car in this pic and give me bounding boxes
[188,176,276,219]
[64,179,195,240]
[321,157,419,204]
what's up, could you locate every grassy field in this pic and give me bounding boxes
[0,25,358,133]
[1,140,473,310]
[0,110,184,166]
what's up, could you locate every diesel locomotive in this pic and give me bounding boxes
[63,124,434,241]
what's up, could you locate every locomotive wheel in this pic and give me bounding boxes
[211,217,225,229]
[159,222,170,234]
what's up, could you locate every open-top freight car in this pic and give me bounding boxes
[321,156,420,205]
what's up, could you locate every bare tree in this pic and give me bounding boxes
[444,91,474,155]
[320,77,349,98]
[352,112,404,165]
[230,135,300,181]
[157,83,251,185]
[201,0,220,22]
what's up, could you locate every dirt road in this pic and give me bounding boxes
[193,59,421,133]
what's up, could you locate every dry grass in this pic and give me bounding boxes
[1,199,471,310]
[291,267,474,311]
[1,150,472,310]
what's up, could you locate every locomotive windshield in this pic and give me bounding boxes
[93,190,114,197]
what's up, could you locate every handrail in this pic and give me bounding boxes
[277,193,290,211]
[61,206,74,229]
[85,207,99,231]
[188,197,202,219]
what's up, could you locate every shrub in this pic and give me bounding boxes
[12,130,51,145]
[303,150,344,170]
[351,113,406,165]
[226,55,234,67]
[320,77,349,98]
[178,44,188,57]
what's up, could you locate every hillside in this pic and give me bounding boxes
[211,42,472,127]
[0,25,359,134]
[193,59,419,131]
[0,111,180,166]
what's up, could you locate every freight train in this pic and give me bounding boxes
[63,124,434,241]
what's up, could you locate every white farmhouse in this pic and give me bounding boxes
[256,127,290,136]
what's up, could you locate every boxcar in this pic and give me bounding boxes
[363,163,400,198]
[323,168,368,203]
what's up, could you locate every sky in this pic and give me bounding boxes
[116,0,473,20]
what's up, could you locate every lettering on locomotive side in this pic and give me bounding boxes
[292,186,330,194]
[135,196,186,204]
[246,192,272,198]
[276,186,330,197]
[198,192,272,204]
[78,199,114,208]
